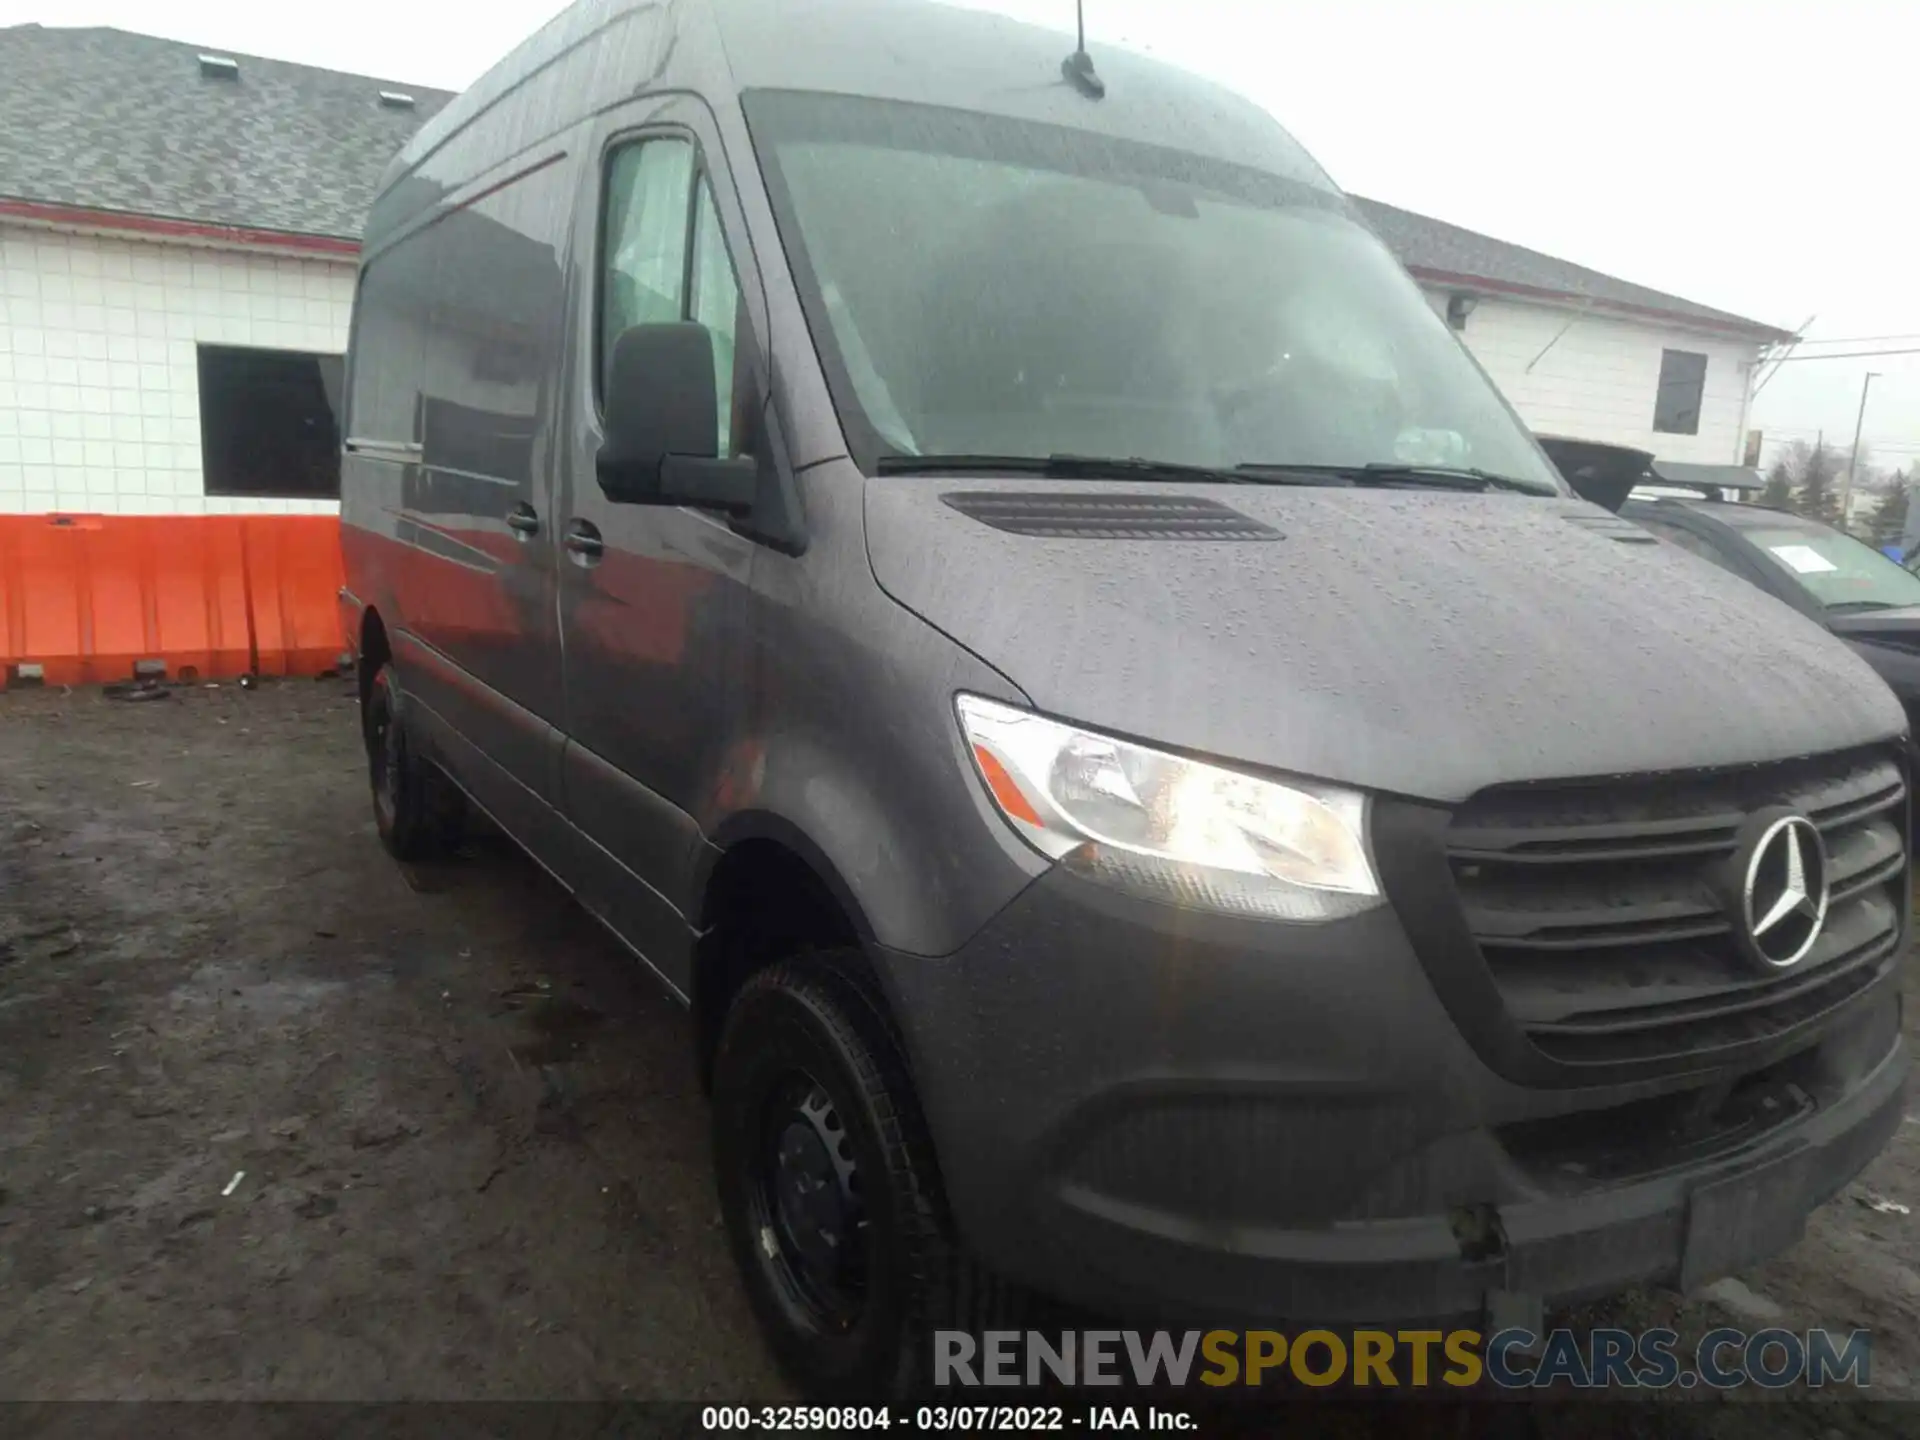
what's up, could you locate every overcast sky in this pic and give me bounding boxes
[4,0,1914,471]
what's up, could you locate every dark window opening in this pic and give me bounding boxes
[1653,349,1707,436]
[197,344,345,499]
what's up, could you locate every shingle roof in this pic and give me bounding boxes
[0,23,1791,343]
[1351,196,1791,342]
[0,25,454,242]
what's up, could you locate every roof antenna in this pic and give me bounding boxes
[1061,0,1105,99]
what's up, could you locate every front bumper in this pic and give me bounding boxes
[877,868,1908,1325]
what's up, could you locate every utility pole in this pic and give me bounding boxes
[1841,372,1881,524]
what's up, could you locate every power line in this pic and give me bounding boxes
[1762,424,1920,440]
[1762,347,1920,363]
[1765,423,1920,437]
[1761,436,1920,455]
[1765,441,1920,451]
[1758,437,1920,449]
[1791,333,1920,348]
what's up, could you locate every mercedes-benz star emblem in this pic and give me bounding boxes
[1732,811,1830,971]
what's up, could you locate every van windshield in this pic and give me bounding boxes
[743,90,1562,493]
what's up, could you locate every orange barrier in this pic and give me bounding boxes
[240,516,352,679]
[0,514,350,688]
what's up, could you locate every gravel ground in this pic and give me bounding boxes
[1,680,1917,1434]
[0,679,779,1403]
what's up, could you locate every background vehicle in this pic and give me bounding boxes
[1536,436,1920,754]
[1627,492,1920,780]
[340,0,1910,1400]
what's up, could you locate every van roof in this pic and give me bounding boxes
[380,0,1334,216]
[709,0,1318,170]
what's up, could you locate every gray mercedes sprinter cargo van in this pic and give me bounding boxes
[339,0,1910,1398]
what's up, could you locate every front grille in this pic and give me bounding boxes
[1446,746,1907,1069]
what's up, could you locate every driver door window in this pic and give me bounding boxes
[601,137,693,396]
[601,136,749,458]
[689,179,745,457]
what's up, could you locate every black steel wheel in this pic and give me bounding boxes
[752,1073,870,1335]
[363,662,462,862]
[712,953,1017,1401]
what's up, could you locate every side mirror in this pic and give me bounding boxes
[598,321,756,514]
[1533,434,1654,514]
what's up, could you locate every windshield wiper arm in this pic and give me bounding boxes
[1237,461,1553,495]
[1359,463,1549,493]
[876,453,1322,486]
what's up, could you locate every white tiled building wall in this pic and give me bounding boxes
[1424,290,1761,465]
[0,223,353,516]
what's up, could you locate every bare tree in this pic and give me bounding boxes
[1788,440,1843,526]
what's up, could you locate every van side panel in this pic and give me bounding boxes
[343,112,585,857]
[406,150,576,784]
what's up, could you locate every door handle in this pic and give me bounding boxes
[507,503,541,538]
[564,519,604,562]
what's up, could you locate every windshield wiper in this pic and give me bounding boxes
[1237,461,1553,495]
[876,453,1324,486]
[1827,600,1902,614]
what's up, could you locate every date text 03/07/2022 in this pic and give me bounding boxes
[702,1407,1193,1431]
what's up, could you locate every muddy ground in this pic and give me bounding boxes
[1,681,1918,1434]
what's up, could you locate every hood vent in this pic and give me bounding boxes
[1559,509,1657,545]
[941,491,1281,541]
[198,54,239,80]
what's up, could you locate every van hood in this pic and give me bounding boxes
[865,478,1906,803]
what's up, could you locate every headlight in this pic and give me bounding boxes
[956,694,1381,921]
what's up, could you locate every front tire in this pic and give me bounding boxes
[712,954,1014,1401]
[363,661,462,862]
